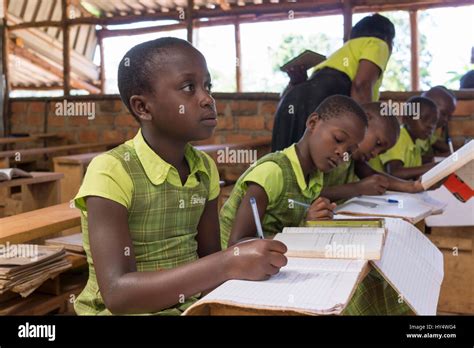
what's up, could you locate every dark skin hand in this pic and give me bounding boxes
[385,160,437,180]
[351,59,382,104]
[88,44,288,314]
[87,196,288,314]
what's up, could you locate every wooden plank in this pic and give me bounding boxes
[409,10,419,91]
[53,151,102,165]
[0,202,81,245]
[0,141,120,160]
[234,18,242,92]
[62,0,70,96]
[0,132,63,145]
[186,0,194,43]
[342,0,352,42]
[0,171,63,188]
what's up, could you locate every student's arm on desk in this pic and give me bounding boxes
[320,175,390,201]
[384,160,436,181]
[85,196,288,314]
[355,160,424,193]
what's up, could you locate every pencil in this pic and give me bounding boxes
[250,197,264,239]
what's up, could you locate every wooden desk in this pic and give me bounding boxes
[0,172,63,215]
[53,152,102,203]
[0,141,120,169]
[425,187,474,314]
[0,203,81,245]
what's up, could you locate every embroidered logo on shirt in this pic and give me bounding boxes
[190,194,206,206]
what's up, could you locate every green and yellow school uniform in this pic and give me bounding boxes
[220,145,411,315]
[220,144,323,248]
[74,129,220,315]
[368,156,385,172]
[379,126,422,168]
[311,37,390,101]
[416,127,443,156]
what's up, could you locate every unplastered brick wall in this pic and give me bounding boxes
[7,93,279,148]
[7,90,474,148]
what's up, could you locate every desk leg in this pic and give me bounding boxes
[53,163,84,204]
[21,181,61,212]
[0,157,9,169]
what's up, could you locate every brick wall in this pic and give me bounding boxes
[6,90,474,148]
[7,93,279,149]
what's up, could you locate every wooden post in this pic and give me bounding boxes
[409,10,419,91]
[342,0,352,42]
[234,18,242,93]
[98,32,105,94]
[186,0,194,43]
[62,0,70,96]
[0,0,10,137]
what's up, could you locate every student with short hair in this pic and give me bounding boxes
[379,96,439,180]
[73,37,288,315]
[321,102,424,203]
[220,95,367,248]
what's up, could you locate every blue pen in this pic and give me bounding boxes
[365,196,399,204]
[250,197,264,239]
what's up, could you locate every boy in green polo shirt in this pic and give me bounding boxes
[321,102,424,203]
[73,38,288,315]
[379,96,439,180]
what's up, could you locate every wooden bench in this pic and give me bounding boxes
[53,152,102,203]
[0,133,64,146]
[0,141,121,169]
[0,172,63,216]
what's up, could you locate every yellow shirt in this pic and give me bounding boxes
[243,144,324,205]
[379,126,422,168]
[312,37,390,101]
[75,129,220,211]
[368,156,385,172]
[416,128,442,155]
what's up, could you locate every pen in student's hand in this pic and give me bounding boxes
[288,199,311,209]
[448,138,454,154]
[250,197,265,239]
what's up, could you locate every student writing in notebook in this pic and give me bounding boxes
[220,95,367,248]
[321,102,424,202]
[72,38,288,315]
[379,96,439,180]
[417,86,457,160]
[220,96,412,315]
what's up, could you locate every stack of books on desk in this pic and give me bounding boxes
[0,245,72,297]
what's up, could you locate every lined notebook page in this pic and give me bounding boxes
[421,140,474,189]
[334,196,433,224]
[202,258,367,315]
[373,218,444,315]
[275,227,384,260]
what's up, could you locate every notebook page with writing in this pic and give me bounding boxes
[421,140,474,189]
[384,191,446,214]
[190,258,368,315]
[334,196,432,223]
[372,218,444,315]
[275,227,384,260]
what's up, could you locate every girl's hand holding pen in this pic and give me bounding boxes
[305,197,337,221]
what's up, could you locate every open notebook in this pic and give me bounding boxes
[184,217,443,316]
[333,193,436,224]
[273,219,386,260]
